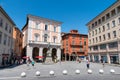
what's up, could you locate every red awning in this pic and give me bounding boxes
[35,56,44,58]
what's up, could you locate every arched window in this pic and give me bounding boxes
[54,26,56,32]
[36,22,39,29]
[34,34,40,41]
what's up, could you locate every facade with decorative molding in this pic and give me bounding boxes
[87,0,120,64]
[22,15,62,62]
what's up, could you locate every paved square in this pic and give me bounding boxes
[0,61,120,80]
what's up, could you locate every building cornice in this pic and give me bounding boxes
[86,0,119,26]
[0,6,16,26]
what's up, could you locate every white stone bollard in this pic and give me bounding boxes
[49,70,55,76]
[36,71,40,76]
[110,69,115,74]
[87,69,92,74]
[99,69,104,74]
[75,69,80,74]
[63,70,67,75]
[21,72,26,77]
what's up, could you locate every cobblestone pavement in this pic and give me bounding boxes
[0,61,120,80]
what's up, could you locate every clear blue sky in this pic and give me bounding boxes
[0,0,117,34]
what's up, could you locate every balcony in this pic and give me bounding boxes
[77,50,84,52]
[70,43,83,47]
[29,40,61,46]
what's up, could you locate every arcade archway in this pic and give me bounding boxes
[42,48,47,62]
[32,47,39,61]
[52,48,57,62]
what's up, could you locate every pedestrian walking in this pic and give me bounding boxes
[102,60,105,68]
[31,61,35,67]
[86,59,90,69]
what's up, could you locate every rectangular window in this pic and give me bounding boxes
[106,13,110,20]
[4,34,7,45]
[93,46,98,51]
[72,35,76,39]
[93,38,94,43]
[95,21,97,26]
[103,34,106,41]
[44,34,47,42]
[92,31,94,36]
[102,26,105,32]
[89,40,91,44]
[100,44,106,50]
[95,29,97,35]
[54,26,56,32]
[102,16,105,22]
[96,37,98,43]
[9,26,11,33]
[112,20,116,27]
[44,37,47,42]
[99,36,101,42]
[108,42,118,48]
[8,37,10,46]
[92,23,94,29]
[36,23,39,29]
[5,23,8,31]
[98,19,101,24]
[84,41,86,45]
[107,23,110,30]
[118,17,120,24]
[0,18,3,27]
[89,47,92,51]
[108,33,111,39]
[72,40,75,45]
[45,24,48,31]
[89,32,91,38]
[35,35,38,41]
[117,5,120,13]
[111,9,116,16]
[113,31,116,38]
[53,37,56,43]
[99,28,101,33]
[0,32,2,44]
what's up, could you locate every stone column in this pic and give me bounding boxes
[26,45,33,60]
[98,53,101,62]
[39,47,43,56]
[106,44,110,64]
[57,48,61,61]
[39,47,43,60]
[107,53,110,64]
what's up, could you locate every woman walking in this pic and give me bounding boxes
[86,59,90,69]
